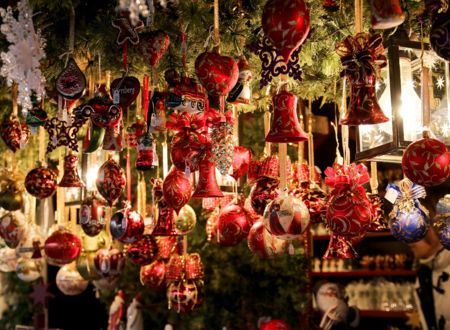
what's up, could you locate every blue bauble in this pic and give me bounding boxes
[438,220,450,250]
[436,195,450,249]
[390,207,429,243]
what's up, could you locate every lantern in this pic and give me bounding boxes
[356,30,450,162]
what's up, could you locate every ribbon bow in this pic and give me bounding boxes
[387,178,428,216]
[205,108,235,127]
[166,112,207,133]
[336,32,386,81]
[324,163,370,191]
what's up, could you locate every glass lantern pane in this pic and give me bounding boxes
[358,56,393,152]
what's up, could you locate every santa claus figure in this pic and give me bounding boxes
[126,293,144,330]
[108,290,125,330]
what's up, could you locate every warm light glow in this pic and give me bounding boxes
[162,142,168,179]
[86,165,100,191]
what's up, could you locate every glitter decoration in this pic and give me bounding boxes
[0,0,46,114]
[210,112,236,176]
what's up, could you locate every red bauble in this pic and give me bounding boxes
[94,248,125,277]
[138,30,170,68]
[167,279,202,313]
[259,319,292,330]
[402,137,450,186]
[248,221,288,259]
[110,76,140,110]
[217,200,251,246]
[0,211,26,249]
[156,236,177,260]
[44,227,82,266]
[230,146,252,180]
[163,167,192,214]
[262,0,310,62]
[195,51,239,97]
[171,134,201,172]
[263,194,310,240]
[166,253,204,283]
[127,235,158,266]
[250,177,279,215]
[96,158,126,206]
[25,166,57,199]
[110,206,145,243]
[140,260,166,289]
[79,193,106,237]
[1,117,30,152]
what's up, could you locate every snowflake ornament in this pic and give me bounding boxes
[0,0,46,115]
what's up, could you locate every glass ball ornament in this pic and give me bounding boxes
[167,279,202,313]
[216,200,252,246]
[16,257,42,282]
[140,259,166,290]
[110,206,144,244]
[390,207,430,244]
[79,192,106,237]
[56,263,88,296]
[436,195,450,249]
[174,204,197,235]
[44,227,82,266]
[94,247,125,277]
[24,166,57,199]
[247,221,288,259]
[126,235,158,266]
[0,211,27,249]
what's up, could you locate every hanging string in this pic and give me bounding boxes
[98,52,102,84]
[340,79,350,165]
[278,77,288,191]
[162,131,169,178]
[57,149,66,226]
[143,75,150,122]
[213,0,220,47]
[126,108,132,202]
[298,99,305,163]
[370,161,378,194]
[354,0,363,34]
[419,23,431,136]
[264,85,272,156]
[123,42,129,72]
[11,83,18,117]
[180,25,188,70]
[307,98,315,183]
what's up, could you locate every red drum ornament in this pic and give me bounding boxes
[370,0,405,29]
[44,227,82,266]
[96,158,126,206]
[192,157,223,198]
[94,248,125,277]
[127,235,158,266]
[217,200,252,246]
[263,194,310,240]
[163,167,192,214]
[140,260,166,289]
[110,204,145,243]
[136,133,158,171]
[25,166,57,199]
[262,0,310,63]
[138,30,170,68]
[248,221,288,259]
[80,192,106,237]
[402,137,450,186]
[230,146,252,180]
[195,51,239,97]
[0,116,30,152]
[265,89,308,143]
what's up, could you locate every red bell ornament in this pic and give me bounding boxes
[163,167,192,214]
[402,137,450,187]
[192,157,223,198]
[195,51,239,97]
[262,0,310,63]
[266,88,308,143]
[140,260,166,289]
[127,235,158,266]
[110,204,145,244]
[79,192,106,237]
[59,153,85,188]
[25,166,57,199]
[370,0,405,30]
[216,199,252,246]
[94,248,125,277]
[96,158,126,206]
[44,227,82,266]
[248,221,288,259]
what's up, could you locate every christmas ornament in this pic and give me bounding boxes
[174,204,197,235]
[80,192,106,237]
[110,76,140,110]
[167,279,201,313]
[0,0,46,112]
[26,106,47,130]
[192,155,224,198]
[227,56,253,104]
[401,137,450,186]
[248,220,288,259]
[259,155,292,180]
[324,163,372,258]
[44,227,82,266]
[436,195,450,249]
[0,247,17,272]
[112,15,144,46]
[126,293,144,330]
[16,257,42,282]
[151,178,177,236]
[388,179,430,243]
[108,290,125,330]
[156,236,177,260]
[336,33,388,125]
[25,166,57,199]
[76,250,102,281]
[166,253,204,283]
[230,146,251,181]
[94,248,126,277]
[138,30,170,68]
[96,158,126,206]
[103,122,124,152]
[163,167,192,214]
[0,169,24,211]
[110,203,145,244]
[216,198,252,246]
[250,177,279,216]
[266,87,308,143]
[210,111,236,175]
[148,97,167,131]
[136,133,158,171]
[259,320,292,330]
[206,207,220,242]
[56,263,88,296]
[56,58,86,99]
[126,118,146,148]
[166,73,208,114]
[119,0,151,26]
[430,10,450,61]
[58,153,85,188]
[195,51,239,97]
[370,0,405,29]
[263,192,310,240]
[89,104,122,129]
[82,120,105,153]
[248,159,262,184]
[0,116,30,152]
[127,235,158,265]
[0,211,26,248]
[322,0,340,11]
[140,259,166,289]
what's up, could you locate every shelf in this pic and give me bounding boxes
[311,269,417,277]
[360,310,410,319]
[312,231,392,241]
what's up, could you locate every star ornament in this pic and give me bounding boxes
[112,13,144,46]
[436,76,445,90]
[30,281,54,307]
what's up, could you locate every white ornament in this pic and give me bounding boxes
[119,0,150,26]
[126,296,144,330]
[0,0,46,114]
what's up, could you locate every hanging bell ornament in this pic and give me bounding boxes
[192,156,223,198]
[265,87,308,143]
[58,153,85,188]
[370,0,405,30]
[136,133,158,171]
[227,57,253,105]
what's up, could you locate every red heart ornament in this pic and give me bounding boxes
[110,76,141,110]
[0,117,30,152]
[231,146,252,181]
[262,0,311,62]
[138,30,170,68]
[195,51,239,97]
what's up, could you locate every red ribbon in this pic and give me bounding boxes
[143,75,150,122]
[205,108,235,127]
[122,42,128,71]
[126,150,132,201]
[324,163,370,191]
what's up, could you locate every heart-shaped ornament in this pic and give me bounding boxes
[138,30,170,68]
[110,76,141,110]
[0,117,30,152]
[195,51,239,97]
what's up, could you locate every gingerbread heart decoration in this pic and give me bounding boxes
[110,76,141,110]
[138,30,170,68]
[195,51,239,97]
[1,117,30,152]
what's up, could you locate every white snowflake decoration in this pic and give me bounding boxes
[119,0,150,26]
[0,0,46,114]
